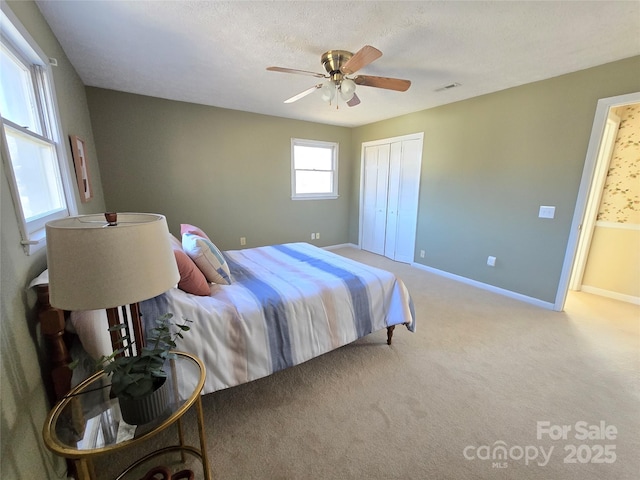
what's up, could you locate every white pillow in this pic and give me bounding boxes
[182,233,232,285]
[68,309,113,360]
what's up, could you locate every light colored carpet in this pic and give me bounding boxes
[96,247,639,479]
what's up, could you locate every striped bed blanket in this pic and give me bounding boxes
[140,242,415,394]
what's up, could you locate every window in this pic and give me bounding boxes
[291,138,338,200]
[1,5,75,254]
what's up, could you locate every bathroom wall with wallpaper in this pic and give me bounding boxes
[582,103,640,302]
[598,104,640,223]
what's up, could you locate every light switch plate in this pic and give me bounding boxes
[539,206,555,219]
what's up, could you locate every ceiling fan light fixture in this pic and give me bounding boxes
[339,78,356,102]
[320,81,335,102]
[267,45,411,108]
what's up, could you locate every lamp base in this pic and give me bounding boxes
[106,304,145,357]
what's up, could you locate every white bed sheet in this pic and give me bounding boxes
[140,242,415,394]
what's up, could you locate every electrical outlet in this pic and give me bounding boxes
[487,256,496,267]
[420,250,425,258]
[316,232,320,239]
[240,237,246,246]
[311,233,315,240]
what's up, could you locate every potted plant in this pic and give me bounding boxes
[98,313,191,425]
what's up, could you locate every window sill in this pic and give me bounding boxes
[291,195,339,201]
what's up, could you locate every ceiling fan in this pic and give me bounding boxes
[267,45,411,107]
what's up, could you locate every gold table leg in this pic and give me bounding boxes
[171,358,187,464]
[195,396,212,480]
[74,458,95,480]
[176,417,187,464]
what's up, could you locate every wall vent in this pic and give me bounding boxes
[435,82,461,92]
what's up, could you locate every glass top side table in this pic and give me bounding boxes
[42,352,212,480]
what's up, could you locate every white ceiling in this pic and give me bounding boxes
[35,1,640,127]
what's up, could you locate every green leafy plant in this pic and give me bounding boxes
[98,313,191,399]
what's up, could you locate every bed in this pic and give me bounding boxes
[35,242,415,401]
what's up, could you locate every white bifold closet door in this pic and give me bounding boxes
[361,134,422,263]
[362,143,390,256]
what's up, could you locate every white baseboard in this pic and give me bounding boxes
[579,285,640,305]
[411,262,556,310]
[326,245,556,310]
[324,243,360,251]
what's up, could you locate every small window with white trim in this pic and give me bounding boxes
[1,5,75,254]
[291,138,338,200]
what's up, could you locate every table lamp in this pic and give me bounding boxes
[45,212,180,355]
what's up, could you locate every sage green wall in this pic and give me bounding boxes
[85,88,353,250]
[0,2,105,479]
[351,56,640,303]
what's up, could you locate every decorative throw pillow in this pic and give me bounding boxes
[180,223,210,240]
[172,246,211,296]
[182,233,232,285]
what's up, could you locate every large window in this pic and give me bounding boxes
[291,138,338,200]
[1,6,75,254]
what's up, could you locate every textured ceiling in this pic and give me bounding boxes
[35,1,640,127]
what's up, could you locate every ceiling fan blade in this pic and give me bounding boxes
[341,45,382,75]
[267,66,326,78]
[284,84,322,103]
[353,75,411,92]
[347,93,361,107]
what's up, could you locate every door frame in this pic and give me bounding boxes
[359,132,424,259]
[568,110,620,291]
[554,92,640,311]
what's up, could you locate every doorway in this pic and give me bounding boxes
[555,92,640,311]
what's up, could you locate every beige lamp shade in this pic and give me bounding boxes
[46,213,180,311]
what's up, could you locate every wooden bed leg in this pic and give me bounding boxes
[386,325,395,345]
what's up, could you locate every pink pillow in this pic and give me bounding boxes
[180,223,210,240]
[172,246,211,296]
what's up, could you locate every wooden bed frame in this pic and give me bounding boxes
[36,284,400,404]
[37,283,73,404]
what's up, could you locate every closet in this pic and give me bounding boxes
[360,133,423,263]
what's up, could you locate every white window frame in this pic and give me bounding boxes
[291,138,339,200]
[1,4,77,255]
